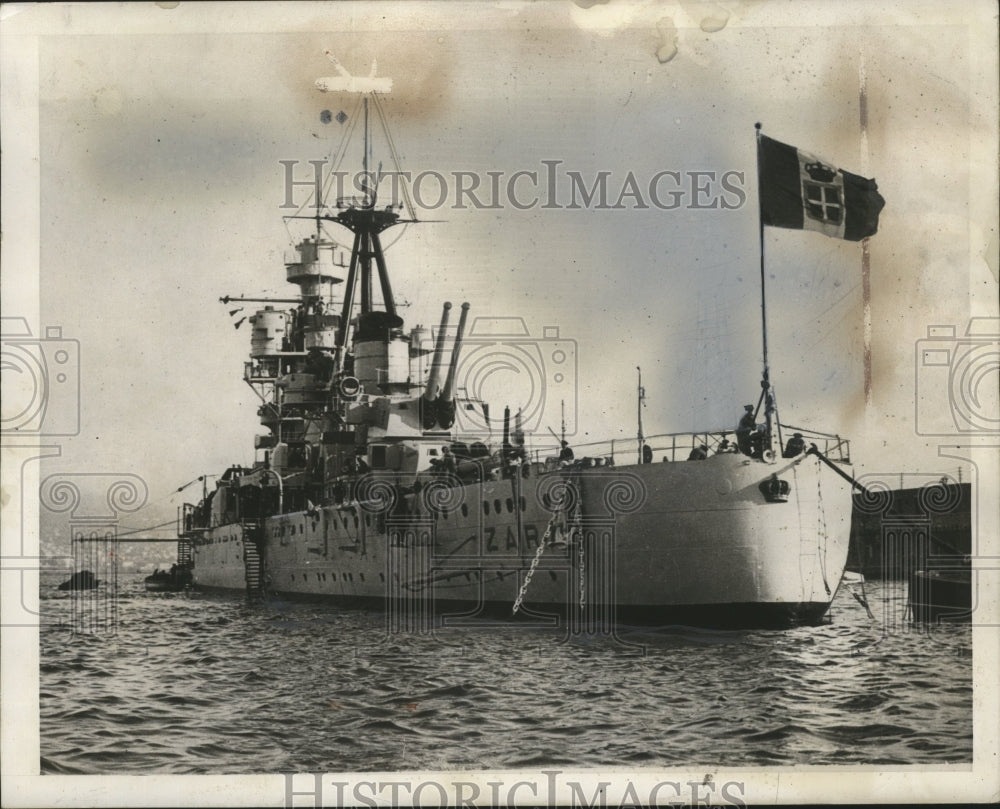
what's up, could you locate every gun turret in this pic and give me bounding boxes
[421,301,452,428]
[437,302,470,428]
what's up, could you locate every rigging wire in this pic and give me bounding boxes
[116,519,178,537]
[372,93,416,219]
[281,96,364,247]
[323,96,364,203]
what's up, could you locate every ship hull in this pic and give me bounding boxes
[190,453,851,628]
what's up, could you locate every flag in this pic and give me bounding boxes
[758,133,885,241]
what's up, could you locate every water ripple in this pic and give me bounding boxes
[39,576,972,773]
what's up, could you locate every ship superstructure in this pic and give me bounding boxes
[176,61,860,628]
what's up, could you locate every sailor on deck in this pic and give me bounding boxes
[439,445,457,476]
[559,441,574,465]
[736,404,755,455]
[687,444,708,461]
[783,432,807,458]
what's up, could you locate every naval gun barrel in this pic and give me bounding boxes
[423,302,452,402]
[421,301,452,428]
[437,302,470,428]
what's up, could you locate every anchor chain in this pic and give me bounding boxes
[512,474,586,614]
[512,513,558,615]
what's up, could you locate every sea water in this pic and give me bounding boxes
[38,575,971,774]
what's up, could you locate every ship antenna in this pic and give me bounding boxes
[560,399,566,445]
[636,366,646,464]
[754,123,781,456]
[362,95,371,204]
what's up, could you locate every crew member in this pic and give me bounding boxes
[783,432,806,458]
[439,445,457,476]
[687,444,708,461]
[736,404,755,455]
[642,444,654,464]
[559,440,574,464]
[349,448,369,474]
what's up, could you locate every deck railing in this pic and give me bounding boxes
[518,424,851,467]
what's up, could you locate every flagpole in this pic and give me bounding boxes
[754,123,777,455]
[859,53,873,409]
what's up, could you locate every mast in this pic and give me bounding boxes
[327,91,406,375]
[636,365,645,463]
[754,123,779,457]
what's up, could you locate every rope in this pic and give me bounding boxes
[816,467,831,597]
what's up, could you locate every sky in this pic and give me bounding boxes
[0,1,995,544]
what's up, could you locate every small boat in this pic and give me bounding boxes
[144,564,192,593]
[57,570,99,591]
[908,567,972,623]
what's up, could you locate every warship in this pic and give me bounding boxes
[175,63,872,629]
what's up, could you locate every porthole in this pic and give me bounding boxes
[494,499,501,513]
[483,501,489,515]
[461,504,469,517]
[506,498,514,513]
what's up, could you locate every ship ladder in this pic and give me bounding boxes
[176,538,193,567]
[242,537,265,602]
